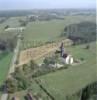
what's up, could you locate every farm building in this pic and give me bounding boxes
[5,27,25,32]
[43,42,74,68]
[65,55,74,64]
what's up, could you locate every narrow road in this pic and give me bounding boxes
[1,34,21,100]
[8,35,21,77]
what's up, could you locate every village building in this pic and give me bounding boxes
[5,27,25,32]
[60,42,74,65]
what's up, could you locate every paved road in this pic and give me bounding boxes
[1,34,21,100]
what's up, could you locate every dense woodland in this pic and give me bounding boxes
[62,21,96,44]
[0,32,17,52]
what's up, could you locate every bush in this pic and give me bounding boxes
[6,78,17,93]
[13,67,30,90]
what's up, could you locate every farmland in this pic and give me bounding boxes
[0,9,96,100]
[22,15,95,49]
[18,39,73,65]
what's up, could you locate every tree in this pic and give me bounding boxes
[63,21,96,44]
[4,25,9,29]
[43,57,56,65]
[85,45,90,49]
[13,67,30,90]
[19,19,28,27]
[29,60,38,70]
[29,16,36,22]
[6,78,17,93]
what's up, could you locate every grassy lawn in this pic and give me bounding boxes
[36,42,96,100]
[23,20,65,42]
[22,20,66,49]
[0,53,13,85]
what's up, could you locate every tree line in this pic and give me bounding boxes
[61,21,96,45]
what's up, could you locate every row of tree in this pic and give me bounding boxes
[81,81,97,100]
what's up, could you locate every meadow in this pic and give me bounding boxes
[22,15,95,49]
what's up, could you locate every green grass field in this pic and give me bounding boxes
[36,42,96,100]
[23,20,65,42]
[0,53,13,97]
[22,15,95,49]
[0,53,13,85]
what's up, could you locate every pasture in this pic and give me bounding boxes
[22,15,95,49]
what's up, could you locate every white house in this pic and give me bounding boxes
[65,55,74,64]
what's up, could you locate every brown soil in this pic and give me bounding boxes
[18,39,73,66]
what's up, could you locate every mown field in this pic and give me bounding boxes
[22,15,95,49]
[36,42,97,100]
